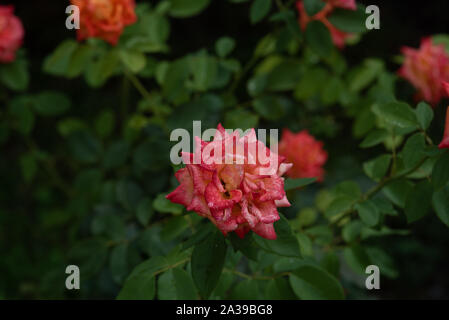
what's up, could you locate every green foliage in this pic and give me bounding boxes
[191,231,227,298]
[3,0,449,301]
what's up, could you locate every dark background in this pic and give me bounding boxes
[2,0,449,299]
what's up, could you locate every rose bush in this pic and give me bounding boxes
[1,0,449,300]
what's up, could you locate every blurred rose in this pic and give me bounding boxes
[399,38,449,106]
[0,5,24,63]
[166,124,292,240]
[296,0,356,49]
[71,0,137,46]
[278,129,328,182]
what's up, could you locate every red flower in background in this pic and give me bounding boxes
[166,124,292,240]
[398,38,449,106]
[278,129,328,182]
[296,0,356,49]
[71,0,137,46]
[0,6,24,63]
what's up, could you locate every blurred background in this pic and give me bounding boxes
[1,0,449,299]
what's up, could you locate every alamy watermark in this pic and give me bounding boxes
[65,265,80,290]
[170,121,280,175]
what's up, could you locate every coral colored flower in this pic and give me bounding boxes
[0,6,24,63]
[296,0,356,49]
[438,82,449,149]
[71,0,137,46]
[278,129,328,182]
[166,124,292,240]
[398,38,449,106]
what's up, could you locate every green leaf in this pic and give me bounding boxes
[120,50,147,73]
[250,0,272,24]
[157,270,178,300]
[229,232,260,261]
[355,200,380,227]
[224,109,259,130]
[289,265,344,300]
[402,133,426,170]
[366,247,398,279]
[95,111,116,139]
[415,101,434,130]
[265,59,303,91]
[363,154,391,181]
[215,37,236,58]
[68,130,102,164]
[294,67,329,100]
[349,59,384,92]
[433,185,449,227]
[136,197,154,226]
[182,223,214,250]
[265,278,297,300]
[103,141,129,169]
[85,50,120,87]
[305,20,333,58]
[303,0,325,16]
[43,40,78,76]
[109,244,128,285]
[117,256,168,300]
[360,129,389,148]
[173,268,198,299]
[372,102,418,129]
[191,230,227,299]
[168,0,211,18]
[404,180,433,223]
[253,95,288,120]
[432,152,449,190]
[162,58,191,104]
[33,91,71,116]
[188,53,218,91]
[69,238,108,279]
[66,44,94,78]
[325,196,354,219]
[343,244,371,275]
[342,220,363,242]
[161,216,189,241]
[231,279,260,299]
[0,58,29,91]
[8,96,34,135]
[284,178,317,191]
[153,193,183,214]
[382,179,414,208]
[253,214,301,257]
[116,180,143,212]
[328,6,367,33]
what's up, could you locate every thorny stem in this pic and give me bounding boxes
[124,68,152,101]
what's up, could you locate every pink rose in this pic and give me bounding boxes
[278,129,328,182]
[166,124,292,240]
[399,38,449,106]
[0,5,24,63]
